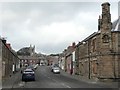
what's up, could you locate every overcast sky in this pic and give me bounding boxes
[0,0,119,55]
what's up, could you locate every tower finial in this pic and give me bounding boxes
[101,2,110,6]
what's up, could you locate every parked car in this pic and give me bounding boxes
[51,64,59,71]
[51,64,59,72]
[22,69,35,81]
[27,65,35,71]
[52,67,60,74]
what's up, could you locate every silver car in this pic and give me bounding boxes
[52,67,60,74]
[51,64,59,72]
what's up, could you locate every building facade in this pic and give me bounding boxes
[18,56,40,67]
[47,54,59,66]
[17,45,40,67]
[0,38,2,85]
[64,42,76,75]
[58,53,65,70]
[0,38,20,80]
[75,2,120,80]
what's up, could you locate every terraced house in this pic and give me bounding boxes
[17,45,41,67]
[75,2,120,80]
[0,38,20,80]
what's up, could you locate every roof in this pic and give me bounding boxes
[82,32,97,42]
[77,17,120,45]
[18,56,39,60]
[112,16,120,31]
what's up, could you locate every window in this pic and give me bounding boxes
[92,61,97,74]
[92,38,96,52]
[102,34,109,43]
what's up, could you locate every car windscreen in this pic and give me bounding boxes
[54,67,59,69]
[53,64,59,67]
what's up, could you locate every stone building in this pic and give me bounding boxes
[0,38,20,80]
[47,54,59,66]
[58,52,66,70]
[18,56,39,67]
[0,38,2,86]
[63,42,76,75]
[17,45,40,67]
[17,45,35,56]
[75,2,120,80]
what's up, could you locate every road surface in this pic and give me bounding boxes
[10,65,118,89]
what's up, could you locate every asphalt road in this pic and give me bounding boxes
[13,66,118,89]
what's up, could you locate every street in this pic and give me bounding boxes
[1,2,120,90]
[10,65,117,89]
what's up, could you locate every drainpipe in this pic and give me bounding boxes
[88,41,91,79]
[113,52,116,79]
[71,54,73,75]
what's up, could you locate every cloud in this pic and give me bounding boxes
[1,2,118,54]
[0,0,119,2]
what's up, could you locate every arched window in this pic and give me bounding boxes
[92,38,96,52]
[102,34,109,43]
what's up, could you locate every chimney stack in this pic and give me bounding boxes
[2,38,6,44]
[6,43,11,49]
[72,42,76,47]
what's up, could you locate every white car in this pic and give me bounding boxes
[52,67,60,74]
[51,64,59,72]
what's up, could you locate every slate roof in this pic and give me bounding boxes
[112,16,120,31]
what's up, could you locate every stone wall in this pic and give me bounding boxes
[2,39,19,80]
[75,4,120,79]
[76,31,120,79]
[0,39,2,88]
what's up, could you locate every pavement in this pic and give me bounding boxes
[60,69,119,88]
[2,70,22,89]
